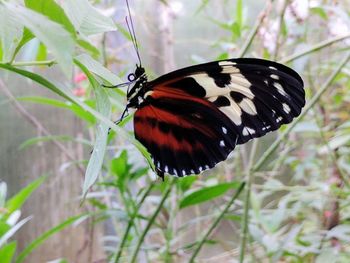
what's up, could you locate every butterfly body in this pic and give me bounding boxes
[123,58,305,177]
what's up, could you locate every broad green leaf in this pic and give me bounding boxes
[15,214,87,263]
[5,176,46,215]
[25,0,76,36]
[179,182,241,209]
[62,0,116,36]
[0,241,16,263]
[0,5,24,62]
[5,3,75,76]
[110,150,128,178]
[76,60,111,197]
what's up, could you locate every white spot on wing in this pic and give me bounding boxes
[190,169,195,174]
[242,127,256,136]
[239,98,257,115]
[205,165,209,169]
[173,169,178,177]
[182,170,186,176]
[220,104,242,125]
[282,103,291,114]
[165,166,169,173]
[270,74,279,80]
[274,82,288,97]
[269,66,277,70]
[276,116,283,123]
[220,140,225,147]
[219,61,237,66]
[222,126,227,134]
[199,166,203,172]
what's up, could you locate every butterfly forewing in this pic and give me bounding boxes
[133,58,305,177]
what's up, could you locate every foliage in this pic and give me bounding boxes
[0,0,350,262]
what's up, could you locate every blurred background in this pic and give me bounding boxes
[1,0,350,262]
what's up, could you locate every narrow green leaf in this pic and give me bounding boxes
[36,43,47,61]
[62,0,116,36]
[77,38,100,57]
[179,182,241,209]
[19,135,74,150]
[310,7,328,20]
[11,28,34,62]
[75,60,111,197]
[0,63,74,103]
[5,2,75,76]
[0,241,16,263]
[15,214,87,263]
[0,217,32,248]
[5,176,46,215]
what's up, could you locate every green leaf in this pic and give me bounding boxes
[4,2,75,76]
[11,28,34,62]
[15,214,87,263]
[76,60,111,197]
[19,135,74,150]
[36,43,47,61]
[110,150,128,178]
[25,0,76,36]
[0,4,24,62]
[0,217,31,248]
[0,241,16,263]
[77,38,100,57]
[75,54,122,85]
[62,0,116,36]
[179,182,241,209]
[310,7,328,20]
[5,176,46,215]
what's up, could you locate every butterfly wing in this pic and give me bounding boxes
[134,58,305,176]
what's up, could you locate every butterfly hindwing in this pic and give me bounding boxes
[134,87,238,177]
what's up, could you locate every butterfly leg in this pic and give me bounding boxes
[108,107,129,133]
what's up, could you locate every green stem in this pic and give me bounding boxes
[189,182,246,262]
[238,0,273,57]
[280,33,350,63]
[239,140,258,263]
[130,179,175,263]
[10,60,57,67]
[253,51,350,173]
[114,182,155,263]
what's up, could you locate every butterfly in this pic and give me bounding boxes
[106,1,305,179]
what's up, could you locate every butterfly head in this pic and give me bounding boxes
[126,65,148,109]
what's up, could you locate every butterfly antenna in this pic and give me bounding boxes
[125,0,142,66]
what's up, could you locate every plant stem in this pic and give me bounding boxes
[280,33,350,63]
[129,179,175,263]
[253,51,350,172]
[10,60,57,67]
[114,182,155,262]
[239,140,258,263]
[189,182,246,262]
[238,0,273,57]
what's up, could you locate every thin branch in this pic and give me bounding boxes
[188,182,246,262]
[0,79,85,174]
[129,179,175,263]
[252,51,350,172]
[10,60,57,67]
[238,0,273,57]
[280,33,350,63]
[239,140,258,263]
